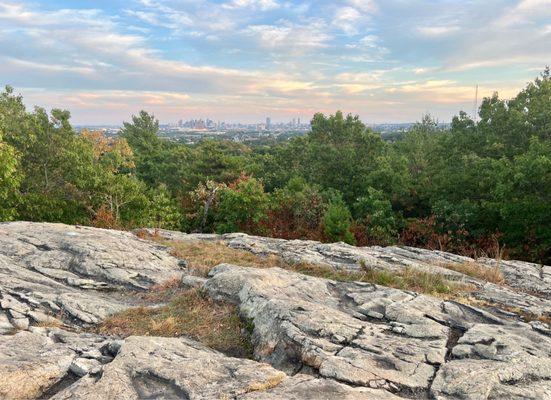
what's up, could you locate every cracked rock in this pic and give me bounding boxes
[203,264,551,398]
[1,223,549,399]
[69,358,102,377]
[147,229,551,319]
[0,331,75,399]
[51,336,398,399]
[0,222,185,328]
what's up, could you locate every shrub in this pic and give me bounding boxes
[323,199,356,245]
[353,187,398,245]
[215,176,269,233]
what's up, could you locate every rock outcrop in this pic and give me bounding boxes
[50,335,399,400]
[145,230,551,319]
[0,222,184,327]
[0,222,549,399]
[204,264,551,399]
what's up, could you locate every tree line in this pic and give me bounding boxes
[1,69,549,263]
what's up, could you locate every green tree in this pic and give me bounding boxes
[0,134,19,220]
[148,184,182,230]
[323,198,355,245]
[185,140,255,191]
[215,177,269,233]
[496,137,551,262]
[353,188,397,245]
[268,176,325,239]
[120,111,191,191]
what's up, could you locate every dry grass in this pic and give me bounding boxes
[98,288,253,358]
[155,238,474,298]
[290,262,475,297]
[503,308,551,325]
[520,312,551,325]
[448,295,551,325]
[35,318,64,329]
[442,261,504,284]
[141,275,184,303]
[245,373,286,393]
[166,240,285,277]
[490,304,551,325]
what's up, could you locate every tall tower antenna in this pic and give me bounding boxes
[473,84,479,123]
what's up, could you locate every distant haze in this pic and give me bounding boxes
[1,0,549,125]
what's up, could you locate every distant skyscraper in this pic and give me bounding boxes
[298,117,301,126]
[266,117,271,129]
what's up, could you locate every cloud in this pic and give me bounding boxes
[417,26,460,37]
[243,20,331,51]
[222,0,280,11]
[496,0,551,26]
[333,7,363,35]
[3,57,98,74]
[346,0,377,13]
[385,79,521,104]
[0,0,544,124]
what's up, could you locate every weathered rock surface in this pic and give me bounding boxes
[0,222,185,327]
[478,257,551,298]
[204,264,551,399]
[0,222,549,399]
[144,229,551,319]
[50,336,399,400]
[0,329,117,399]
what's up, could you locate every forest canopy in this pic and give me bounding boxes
[1,70,549,263]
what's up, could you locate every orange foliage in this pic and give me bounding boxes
[92,204,121,230]
[400,216,507,259]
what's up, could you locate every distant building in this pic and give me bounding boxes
[266,117,271,129]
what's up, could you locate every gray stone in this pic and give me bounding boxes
[0,222,185,327]
[240,374,401,399]
[0,331,75,399]
[106,339,124,356]
[80,349,103,360]
[0,312,13,334]
[204,264,551,398]
[51,336,399,400]
[27,310,61,325]
[69,357,102,377]
[148,229,551,319]
[10,316,29,330]
[182,274,208,289]
[1,223,549,399]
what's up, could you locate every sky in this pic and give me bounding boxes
[0,0,549,124]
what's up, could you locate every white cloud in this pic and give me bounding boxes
[497,0,551,27]
[333,7,363,35]
[346,0,377,13]
[3,57,96,74]
[417,25,460,37]
[0,0,544,124]
[222,0,280,11]
[385,79,522,106]
[244,20,331,51]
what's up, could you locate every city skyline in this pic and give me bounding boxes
[76,115,310,128]
[1,0,549,124]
